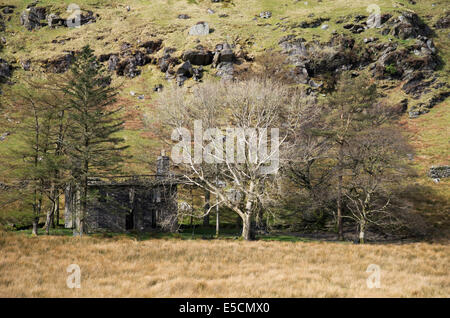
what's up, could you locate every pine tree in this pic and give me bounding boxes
[63,45,128,236]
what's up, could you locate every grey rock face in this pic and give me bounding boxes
[189,22,210,36]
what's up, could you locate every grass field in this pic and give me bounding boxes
[0,231,448,297]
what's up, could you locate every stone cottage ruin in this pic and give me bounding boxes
[64,155,179,233]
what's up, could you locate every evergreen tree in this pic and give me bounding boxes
[63,45,128,236]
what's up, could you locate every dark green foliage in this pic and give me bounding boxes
[62,45,128,235]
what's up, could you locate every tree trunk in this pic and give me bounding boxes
[203,190,210,226]
[359,220,365,244]
[242,214,255,241]
[44,208,53,235]
[32,217,39,236]
[77,175,88,236]
[55,199,60,227]
[215,202,219,237]
[337,143,344,241]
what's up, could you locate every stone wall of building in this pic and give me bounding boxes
[65,181,178,233]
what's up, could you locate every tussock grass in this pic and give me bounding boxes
[0,231,448,297]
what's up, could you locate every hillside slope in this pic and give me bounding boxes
[0,0,448,235]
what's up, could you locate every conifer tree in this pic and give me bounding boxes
[63,45,128,236]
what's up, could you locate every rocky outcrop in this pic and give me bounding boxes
[216,62,234,81]
[158,48,180,74]
[0,58,12,82]
[408,91,450,118]
[21,6,98,30]
[387,11,432,40]
[279,34,361,83]
[213,43,234,66]
[96,40,162,77]
[42,53,74,73]
[292,17,330,29]
[372,35,440,82]
[182,47,213,65]
[139,39,162,54]
[47,13,65,28]
[20,6,46,30]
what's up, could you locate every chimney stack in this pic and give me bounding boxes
[156,149,170,179]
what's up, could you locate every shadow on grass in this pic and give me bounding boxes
[13,225,317,242]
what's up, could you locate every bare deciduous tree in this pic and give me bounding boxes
[156,79,311,240]
[343,127,411,243]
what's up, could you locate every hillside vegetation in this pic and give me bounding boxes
[0,0,448,236]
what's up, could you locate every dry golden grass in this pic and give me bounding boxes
[0,231,448,297]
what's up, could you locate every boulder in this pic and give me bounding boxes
[2,6,14,14]
[178,14,190,19]
[182,48,213,65]
[291,66,309,84]
[216,62,234,80]
[47,13,65,27]
[116,58,140,78]
[107,55,119,71]
[260,11,272,19]
[429,166,450,179]
[193,66,203,81]
[176,61,194,77]
[0,132,10,141]
[158,54,180,73]
[212,43,234,66]
[21,59,31,71]
[189,22,210,36]
[20,7,46,30]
